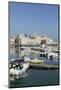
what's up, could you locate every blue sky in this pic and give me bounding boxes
[9,2,59,41]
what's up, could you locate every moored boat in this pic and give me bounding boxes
[10,58,29,81]
[29,58,44,64]
[24,57,44,64]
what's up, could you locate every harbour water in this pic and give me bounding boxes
[10,47,59,88]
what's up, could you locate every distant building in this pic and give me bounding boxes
[30,35,47,45]
[15,34,48,46]
[15,33,58,52]
[15,34,30,46]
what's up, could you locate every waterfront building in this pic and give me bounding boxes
[15,34,31,46]
[30,35,48,46]
[15,33,58,53]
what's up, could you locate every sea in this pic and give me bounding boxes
[9,47,59,88]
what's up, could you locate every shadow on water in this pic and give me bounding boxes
[10,78,24,88]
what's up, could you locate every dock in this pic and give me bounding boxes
[10,58,59,70]
[29,63,59,69]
